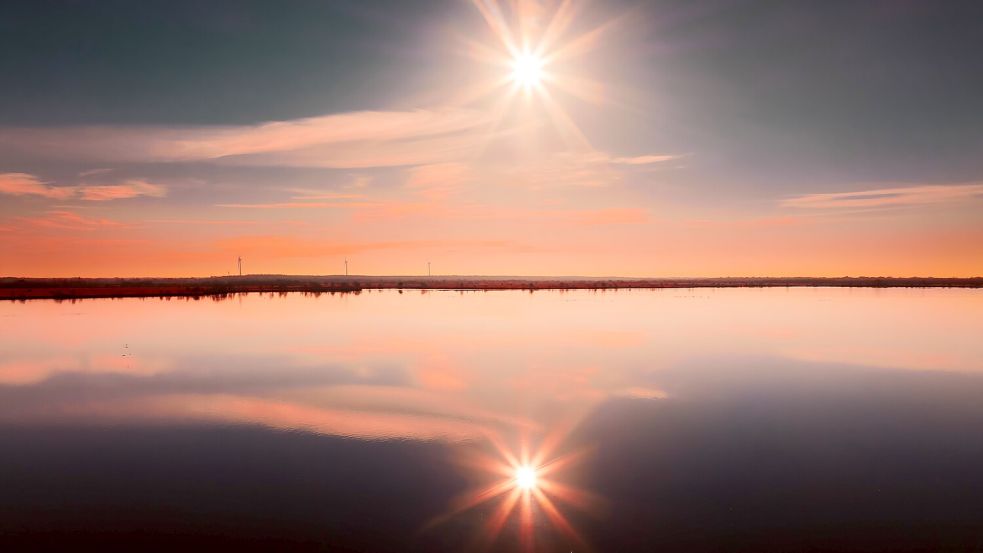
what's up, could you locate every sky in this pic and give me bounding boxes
[1,0,982,277]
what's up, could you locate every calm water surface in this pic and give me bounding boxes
[2,288,983,551]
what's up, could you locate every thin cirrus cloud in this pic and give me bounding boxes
[76,180,166,201]
[0,108,678,173]
[405,162,473,199]
[16,210,126,230]
[782,183,983,209]
[215,201,374,209]
[0,173,75,199]
[215,189,652,227]
[496,151,681,188]
[216,189,371,209]
[0,172,166,201]
[210,235,530,260]
[610,154,683,165]
[0,109,494,169]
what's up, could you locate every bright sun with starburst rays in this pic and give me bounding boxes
[458,0,622,151]
[510,51,546,89]
[514,464,539,489]
[425,422,599,552]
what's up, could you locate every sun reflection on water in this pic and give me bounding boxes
[515,465,538,490]
[428,425,599,551]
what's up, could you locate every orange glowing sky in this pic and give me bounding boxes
[1,0,982,277]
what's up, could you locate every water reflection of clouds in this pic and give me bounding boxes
[0,353,406,392]
[2,289,983,550]
[0,353,168,385]
[71,393,498,442]
[1,288,981,444]
[0,350,542,441]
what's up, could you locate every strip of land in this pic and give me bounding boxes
[1,275,981,300]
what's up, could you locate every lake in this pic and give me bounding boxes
[2,288,982,551]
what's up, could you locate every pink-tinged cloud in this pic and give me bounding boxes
[180,109,489,157]
[0,109,493,168]
[16,210,126,230]
[405,162,472,199]
[0,108,672,174]
[77,179,166,200]
[0,173,166,201]
[228,129,488,168]
[286,190,368,201]
[217,189,371,208]
[783,183,983,209]
[610,154,682,165]
[210,234,527,260]
[503,152,620,188]
[329,190,649,226]
[216,201,374,209]
[0,172,75,199]
[497,150,679,189]
[687,215,803,229]
[350,200,649,226]
[567,207,648,225]
[615,387,669,400]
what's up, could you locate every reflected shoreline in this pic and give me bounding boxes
[3,275,982,301]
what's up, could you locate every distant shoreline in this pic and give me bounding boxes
[1,275,981,301]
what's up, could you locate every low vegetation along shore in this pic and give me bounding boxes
[1,275,981,300]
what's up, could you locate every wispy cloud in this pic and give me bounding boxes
[0,109,493,169]
[611,154,682,165]
[687,216,802,229]
[78,167,114,177]
[15,210,126,230]
[0,173,75,199]
[0,173,166,201]
[783,183,983,209]
[504,152,620,188]
[349,200,650,227]
[499,151,682,188]
[285,189,368,201]
[566,207,649,225]
[211,235,525,259]
[405,162,472,199]
[0,108,680,179]
[76,179,166,200]
[216,201,373,209]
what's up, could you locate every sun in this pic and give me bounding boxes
[510,52,545,89]
[514,465,538,490]
[426,429,598,551]
[464,0,618,151]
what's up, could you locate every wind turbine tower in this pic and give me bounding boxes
[345,258,348,276]
[238,256,242,276]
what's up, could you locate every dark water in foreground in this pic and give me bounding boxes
[1,288,982,552]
